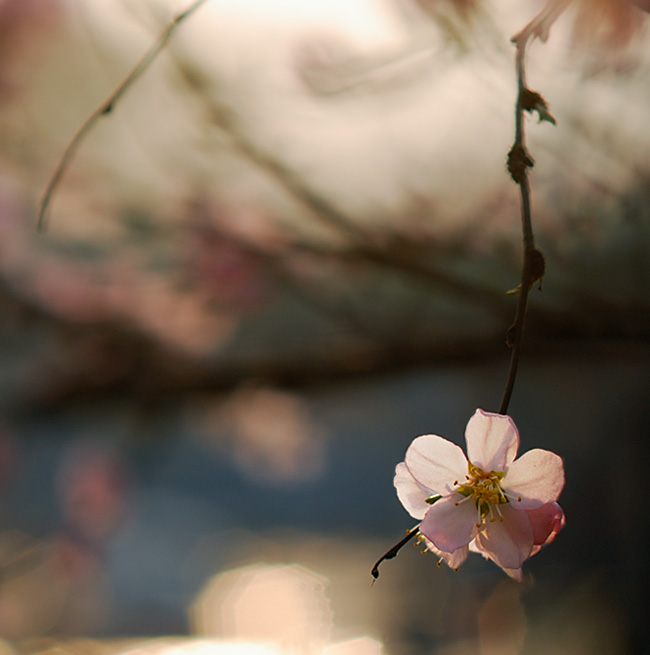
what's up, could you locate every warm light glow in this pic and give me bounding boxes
[176,0,401,46]
[118,638,281,655]
[194,387,326,484]
[190,562,385,655]
[191,563,332,647]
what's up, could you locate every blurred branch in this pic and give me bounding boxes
[3,269,650,421]
[37,0,523,333]
[173,62,518,322]
[0,275,499,417]
[37,0,211,231]
[511,0,571,43]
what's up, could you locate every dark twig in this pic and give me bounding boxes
[499,37,535,415]
[37,0,211,231]
[498,3,566,414]
[371,525,420,580]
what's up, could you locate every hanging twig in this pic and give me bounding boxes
[498,2,567,415]
[37,0,211,231]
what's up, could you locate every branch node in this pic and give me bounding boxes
[507,143,534,185]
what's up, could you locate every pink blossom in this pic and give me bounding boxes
[394,409,565,578]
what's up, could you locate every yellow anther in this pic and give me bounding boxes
[456,463,508,521]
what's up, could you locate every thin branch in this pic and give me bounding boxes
[371,525,420,580]
[498,3,568,415]
[37,0,211,231]
[511,0,571,45]
[499,42,534,414]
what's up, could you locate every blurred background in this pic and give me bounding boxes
[1,0,649,653]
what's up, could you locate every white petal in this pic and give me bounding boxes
[404,435,468,495]
[394,462,431,520]
[419,494,480,553]
[465,409,519,472]
[502,449,565,509]
[475,504,533,570]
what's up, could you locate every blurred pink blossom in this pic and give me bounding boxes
[0,0,63,95]
[186,225,274,311]
[571,0,647,52]
[394,409,565,578]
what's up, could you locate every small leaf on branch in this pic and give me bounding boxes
[521,88,556,125]
[506,248,546,295]
[507,144,534,184]
[528,247,546,287]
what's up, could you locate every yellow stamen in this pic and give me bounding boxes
[456,461,509,529]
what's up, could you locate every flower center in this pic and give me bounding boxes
[455,463,508,521]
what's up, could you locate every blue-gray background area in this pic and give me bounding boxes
[3,342,647,654]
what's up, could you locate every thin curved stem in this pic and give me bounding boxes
[499,29,544,414]
[498,8,564,415]
[37,0,211,231]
